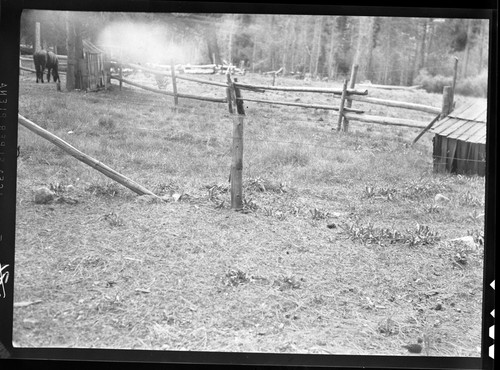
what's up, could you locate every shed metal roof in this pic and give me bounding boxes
[431,100,487,144]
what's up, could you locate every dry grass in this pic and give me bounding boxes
[13,70,485,356]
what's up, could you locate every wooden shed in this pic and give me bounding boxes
[431,100,487,176]
[80,40,108,91]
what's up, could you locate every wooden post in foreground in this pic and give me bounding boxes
[171,60,178,108]
[342,64,358,132]
[337,79,349,131]
[228,75,244,211]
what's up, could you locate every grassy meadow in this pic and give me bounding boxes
[13,68,486,356]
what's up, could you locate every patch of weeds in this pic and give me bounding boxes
[242,198,259,212]
[155,182,182,196]
[401,179,450,200]
[100,212,125,227]
[207,184,229,209]
[377,317,400,336]
[407,224,440,246]
[86,183,121,197]
[467,209,485,223]
[452,250,469,268]
[340,220,440,247]
[423,203,441,214]
[207,184,229,201]
[262,207,287,221]
[467,229,484,246]
[362,185,397,201]
[459,191,483,207]
[222,269,250,287]
[273,276,303,291]
[246,177,287,193]
[310,208,329,220]
[49,182,68,195]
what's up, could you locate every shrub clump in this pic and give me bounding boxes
[414,69,488,97]
[414,69,452,94]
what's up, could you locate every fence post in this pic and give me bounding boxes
[226,73,234,114]
[118,63,122,91]
[171,60,178,108]
[451,57,459,109]
[342,64,358,132]
[228,75,244,211]
[337,79,349,131]
[441,86,453,119]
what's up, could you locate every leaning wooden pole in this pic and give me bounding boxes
[337,79,349,131]
[18,114,161,199]
[227,75,244,211]
[412,114,441,145]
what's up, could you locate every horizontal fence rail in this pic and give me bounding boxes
[346,95,441,115]
[236,96,365,113]
[20,65,67,75]
[343,112,428,128]
[233,81,368,95]
[109,75,227,103]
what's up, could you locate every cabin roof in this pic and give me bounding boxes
[431,100,487,145]
[83,40,104,54]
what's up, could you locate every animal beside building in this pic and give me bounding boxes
[33,50,47,83]
[33,50,60,83]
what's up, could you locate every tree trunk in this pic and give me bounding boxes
[477,19,486,73]
[352,18,363,68]
[65,13,75,91]
[327,17,337,80]
[462,19,473,78]
[281,17,293,75]
[310,16,323,77]
[251,34,257,73]
[227,14,236,65]
[408,33,419,85]
[35,22,41,52]
[365,17,376,82]
[417,19,428,73]
[425,19,434,68]
[206,24,222,65]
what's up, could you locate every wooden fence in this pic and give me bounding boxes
[21,57,453,211]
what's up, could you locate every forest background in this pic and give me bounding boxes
[20,12,489,97]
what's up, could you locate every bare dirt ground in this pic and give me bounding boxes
[13,68,485,356]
